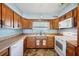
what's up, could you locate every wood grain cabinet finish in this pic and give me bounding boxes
[35,39,41,48]
[26,19,32,29]
[41,39,48,48]
[22,18,28,29]
[50,19,59,29]
[0,4,1,28]
[14,13,20,29]
[18,16,22,29]
[24,36,54,49]
[0,48,9,56]
[24,38,27,50]
[2,4,13,28]
[26,37,36,48]
[66,42,76,56]
[48,36,54,48]
[22,19,32,29]
[59,16,65,22]
[65,11,73,19]
[73,8,77,27]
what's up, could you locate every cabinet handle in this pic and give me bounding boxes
[18,24,19,27]
[0,20,4,28]
[0,19,1,24]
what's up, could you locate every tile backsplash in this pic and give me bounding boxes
[23,29,57,34]
[57,28,77,40]
[0,29,22,38]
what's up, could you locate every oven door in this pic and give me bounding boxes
[55,37,66,56]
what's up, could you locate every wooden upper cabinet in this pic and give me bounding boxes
[22,18,28,29]
[65,11,73,19]
[14,12,19,29]
[0,4,1,28]
[2,4,6,28]
[2,4,13,28]
[59,16,65,22]
[22,18,32,29]
[50,19,59,29]
[73,7,77,27]
[27,20,32,29]
[18,16,22,29]
[6,6,13,28]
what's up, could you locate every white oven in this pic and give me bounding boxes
[55,36,66,56]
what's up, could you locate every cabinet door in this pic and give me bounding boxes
[27,20,32,29]
[2,4,7,28]
[22,18,27,29]
[66,42,75,56]
[14,13,19,29]
[73,8,77,27]
[24,39,27,50]
[59,16,65,22]
[18,16,22,29]
[22,19,32,29]
[2,4,13,28]
[50,20,53,29]
[0,4,1,28]
[6,6,13,28]
[26,37,35,48]
[65,11,73,19]
[51,19,59,29]
[41,39,48,48]
[35,39,41,48]
[48,36,54,48]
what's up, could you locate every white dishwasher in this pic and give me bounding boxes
[9,39,23,56]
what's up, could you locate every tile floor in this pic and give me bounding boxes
[24,49,58,56]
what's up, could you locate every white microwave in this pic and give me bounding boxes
[59,17,74,28]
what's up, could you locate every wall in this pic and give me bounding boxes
[58,28,77,40]
[0,29,22,38]
[58,28,77,35]
[23,29,57,34]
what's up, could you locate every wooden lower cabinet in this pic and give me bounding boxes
[35,39,48,48]
[24,38,27,49]
[66,42,76,56]
[41,39,48,48]
[0,48,9,56]
[26,37,36,48]
[48,36,54,48]
[35,39,41,48]
[24,36,54,49]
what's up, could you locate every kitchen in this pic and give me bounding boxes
[0,3,78,56]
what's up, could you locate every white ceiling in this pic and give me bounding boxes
[13,3,69,19]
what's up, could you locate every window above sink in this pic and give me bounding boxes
[32,21,49,33]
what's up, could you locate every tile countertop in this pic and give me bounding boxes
[66,38,77,47]
[0,34,26,52]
